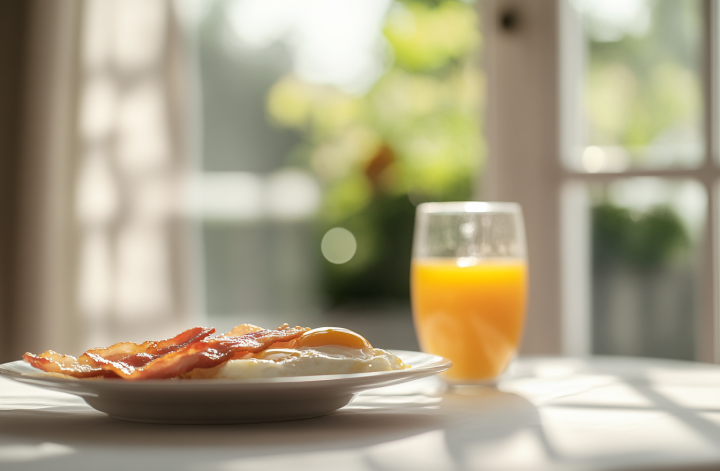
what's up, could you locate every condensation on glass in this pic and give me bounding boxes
[413,202,526,260]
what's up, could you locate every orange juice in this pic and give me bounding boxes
[411,258,527,382]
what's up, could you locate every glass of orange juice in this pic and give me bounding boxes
[411,202,527,385]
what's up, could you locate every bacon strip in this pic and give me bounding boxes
[23,326,215,379]
[224,323,298,359]
[79,326,215,369]
[87,326,308,381]
[22,350,112,378]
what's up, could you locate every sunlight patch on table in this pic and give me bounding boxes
[547,382,654,408]
[0,443,74,462]
[501,374,618,405]
[540,406,714,459]
[211,450,368,471]
[461,429,549,469]
[365,430,455,470]
[652,385,720,411]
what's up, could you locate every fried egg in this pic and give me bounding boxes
[183,327,408,379]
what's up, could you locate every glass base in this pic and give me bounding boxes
[439,356,517,389]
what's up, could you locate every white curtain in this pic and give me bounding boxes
[75,0,196,348]
[10,0,196,358]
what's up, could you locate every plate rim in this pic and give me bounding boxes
[0,349,452,387]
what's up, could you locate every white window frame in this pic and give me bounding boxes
[481,0,719,362]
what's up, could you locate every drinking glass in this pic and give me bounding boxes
[411,202,527,384]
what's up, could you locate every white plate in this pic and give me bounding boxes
[0,350,451,424]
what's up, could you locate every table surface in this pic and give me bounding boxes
[3,356,720,471]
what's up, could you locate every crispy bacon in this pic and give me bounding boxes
[224,323,298,359]
[23,326,215,379]
[79,326,215,369]
[22,350,112,378]
[23,325,309,381]
[86,326,308,380]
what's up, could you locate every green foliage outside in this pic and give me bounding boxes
[592,203,689,272]
[583,0,702,166]
[266,0,484,305]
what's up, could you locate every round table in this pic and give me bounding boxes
[2,356,720,470]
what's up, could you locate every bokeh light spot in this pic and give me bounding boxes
[582,146,606,173]
[321,227,357,264]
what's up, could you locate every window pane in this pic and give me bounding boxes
[588,178,705,359]
[566,0,703,172]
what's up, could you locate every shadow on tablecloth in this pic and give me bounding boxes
[0,382,555,471]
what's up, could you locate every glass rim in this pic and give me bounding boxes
[416,201,521,214]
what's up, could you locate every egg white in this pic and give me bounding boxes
[182,346,408,379]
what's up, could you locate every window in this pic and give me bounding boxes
[485,0,717,360]
[564,0,710,360]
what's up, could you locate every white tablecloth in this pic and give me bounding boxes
[3,356,720,471]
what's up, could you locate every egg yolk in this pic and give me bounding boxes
[295,327,372,349]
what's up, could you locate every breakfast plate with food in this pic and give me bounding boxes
[0,324,451,424]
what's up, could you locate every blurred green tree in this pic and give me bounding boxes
[592,203,689,272]
[583,0,702,166]
[266,0,484,305]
